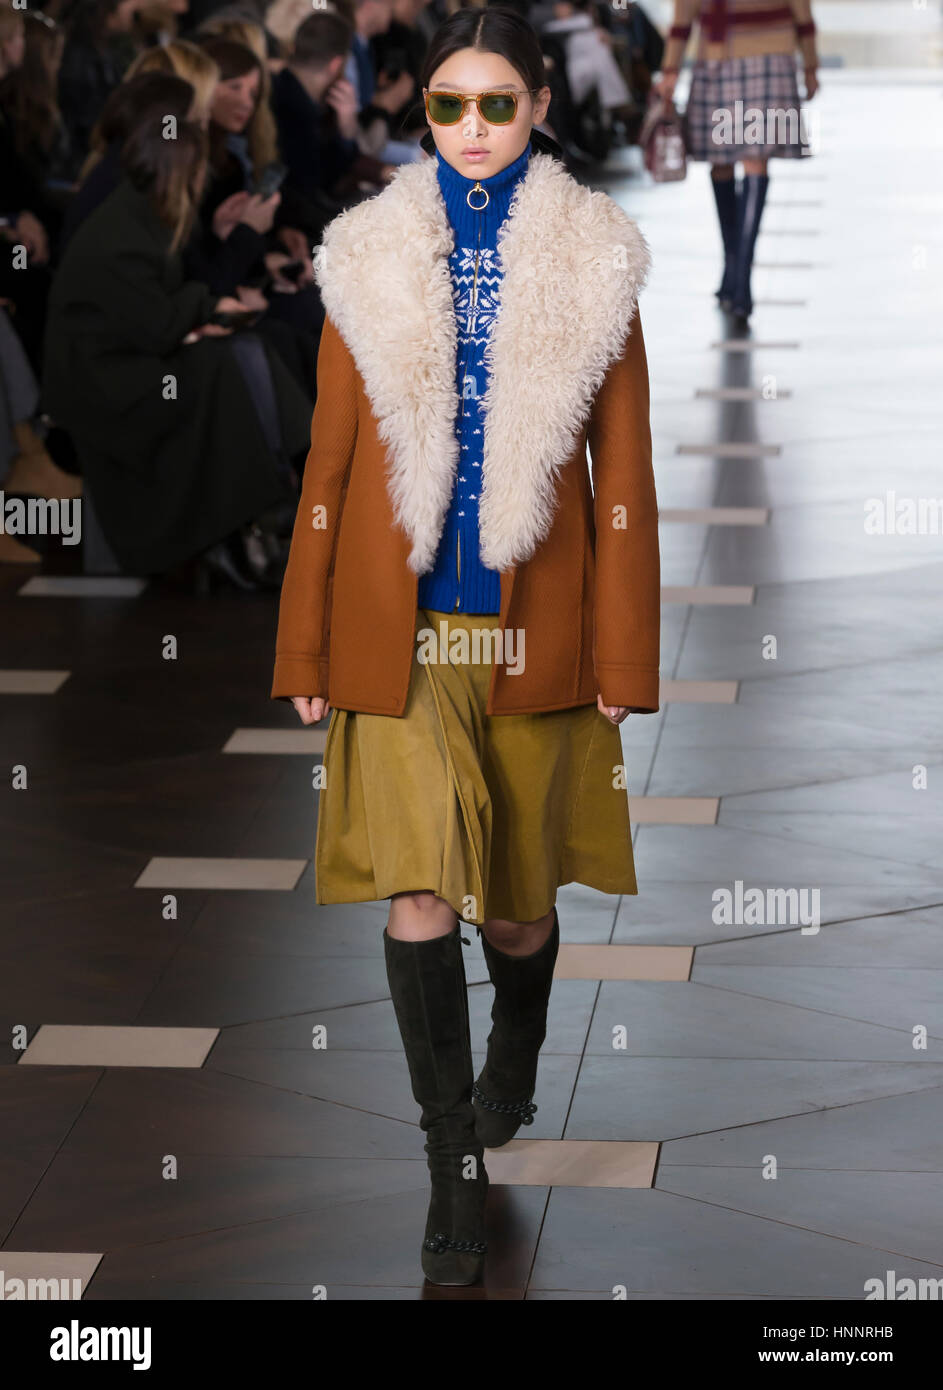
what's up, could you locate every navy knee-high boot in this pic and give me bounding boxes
[731,172,770,321]
[710,173,740,309]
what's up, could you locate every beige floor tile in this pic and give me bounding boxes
[223,727,328,754]
[18,576,147,597]
[555,944,692,981]
[660,679,739,703]
[662,585,754,605]
[135,857,307,890]
[694,387,792,401]
[676,442,782,457]
[660,507,769,525]
[19,1024,219,1067]
[0,669,70,693]
[709,340,800,352]
[485,1140,659,1188]
[631,796,719,824]
[0,1252,101,1298]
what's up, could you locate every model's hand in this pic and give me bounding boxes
[804,66,819,98]
[653,71,678,104]
[598,694,630,724]
[292,696,330,724]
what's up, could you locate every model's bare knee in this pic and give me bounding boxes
[387,890,457,941]
[481,907,555,956]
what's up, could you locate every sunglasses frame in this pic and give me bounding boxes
[423,87,539,127]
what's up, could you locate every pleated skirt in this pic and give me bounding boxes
[313,607,638,926]
[684,54,812,163]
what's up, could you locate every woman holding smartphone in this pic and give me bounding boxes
[43,111,312,590]
[271,5,660,1286]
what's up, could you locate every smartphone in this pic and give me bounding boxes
[209,308,263,329]
[277,259,306,284]
[380,48,407,83]
[253,161,287,199]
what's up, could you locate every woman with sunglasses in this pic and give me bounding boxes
[271,4,659,1288]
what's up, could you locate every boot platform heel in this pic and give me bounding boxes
[383,922,489,1286]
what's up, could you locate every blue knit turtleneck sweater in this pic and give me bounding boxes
[416,140,532,615]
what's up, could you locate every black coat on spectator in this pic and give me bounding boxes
[57,30,137,172]
[42,176,312,574]
[271,68,360,203]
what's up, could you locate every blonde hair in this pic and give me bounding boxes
[196,17,279,175]
[124,39,220,121]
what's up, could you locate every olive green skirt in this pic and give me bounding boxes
[314,607,638,927]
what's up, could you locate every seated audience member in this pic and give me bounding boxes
[133,0,191,47]
[41,112,313,590]
[368,0,433,141]
[121,34,221,122]
[60,70,205,247]
[271,10,393,208]
[0,0,24,78]
[192,36,326,349]
[0,304,81,567]
[57,0,144,171]
[0,137,55,382]
[195,1,286,61]
[343,0,422,164]
[541,0,632,124]
[0,10,74,207]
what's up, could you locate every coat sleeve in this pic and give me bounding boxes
[270,311,359,702]
[586,307,661,714]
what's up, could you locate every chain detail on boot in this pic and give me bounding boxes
[423,1234,487,1255]
[471,1084,537,1123]
[473,909,560,1146]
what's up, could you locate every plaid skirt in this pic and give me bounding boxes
[313,607,639,927]
[684,54,812,163]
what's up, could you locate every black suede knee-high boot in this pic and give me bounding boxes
[472,908,560,1148]
[383,922,489,1286]
[710,171,741,310]
[731,171,770,321]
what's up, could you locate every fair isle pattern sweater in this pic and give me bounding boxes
[416,141,532,615]
[662,0,819,73]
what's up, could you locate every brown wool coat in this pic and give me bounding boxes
[271,150,661,717]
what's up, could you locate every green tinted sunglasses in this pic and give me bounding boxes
[423,88,537,126]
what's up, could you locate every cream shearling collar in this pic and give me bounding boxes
[313,151,651,574]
